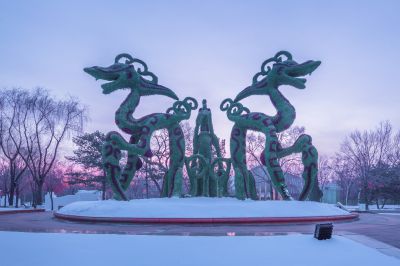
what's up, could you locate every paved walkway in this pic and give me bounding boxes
[0,212,399,248]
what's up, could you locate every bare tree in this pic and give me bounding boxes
[44,162,67,210]
[0,89,29,206]
[247,132,274,199]
[368,162,400,208]
[140,128,170,196]
[388,131,400,166]
[277,126,306,176]
[182,122,194,156]
[246,126,307,199]
[140,122,195,197]
[332,155,357,205]
[0,159,10,207]
[339,121,393,209]
[21,88,86,206]
[317,155,334,191]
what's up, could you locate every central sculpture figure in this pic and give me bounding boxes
[185,99,231,197]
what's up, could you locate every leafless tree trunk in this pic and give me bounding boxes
[15,183,20,208]
[50,191,54,210]
[247,132,274,199]
[101,169,106,200]
[0,89,29,206]
[317,155,334,191]
[0,160,9,207]
[333,155,357,205]
[20,88,86,206]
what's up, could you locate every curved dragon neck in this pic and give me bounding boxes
[268,85,296,132]
[115,89,141,133]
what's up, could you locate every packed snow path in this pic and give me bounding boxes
[0,232,398,266]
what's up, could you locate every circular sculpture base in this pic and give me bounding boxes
[54,198,358,224]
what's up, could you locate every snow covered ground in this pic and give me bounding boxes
[44,190,102,210]
[58,197,350,218]
[369,204,400,210]
[0,231,398,266]
[0,207,34,212]
[0,207,20,212]
[345,204,400,211]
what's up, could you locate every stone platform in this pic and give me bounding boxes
[54,197,358,224]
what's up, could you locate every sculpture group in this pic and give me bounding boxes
[84,51,321,201]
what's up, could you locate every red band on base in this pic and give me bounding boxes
[54,212,359,224]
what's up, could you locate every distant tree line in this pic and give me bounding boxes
[337,121,400,209]
[67,121,400,208]
[0,88,86,207]
[19,120,400,207]
[1,87,398,209]
[246,121,400,209]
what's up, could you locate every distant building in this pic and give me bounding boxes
[321,182,341,204]
[250,165,304,200]
[251,165,342,203]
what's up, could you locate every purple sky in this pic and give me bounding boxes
[1,0,399,156]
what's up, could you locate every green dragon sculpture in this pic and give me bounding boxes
[84,53,197,200]
[221,51,321,200]
[185,99,231,197]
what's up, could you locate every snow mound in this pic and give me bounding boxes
[58,197,350,218]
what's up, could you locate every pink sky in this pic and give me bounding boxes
[0,1,399,156]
